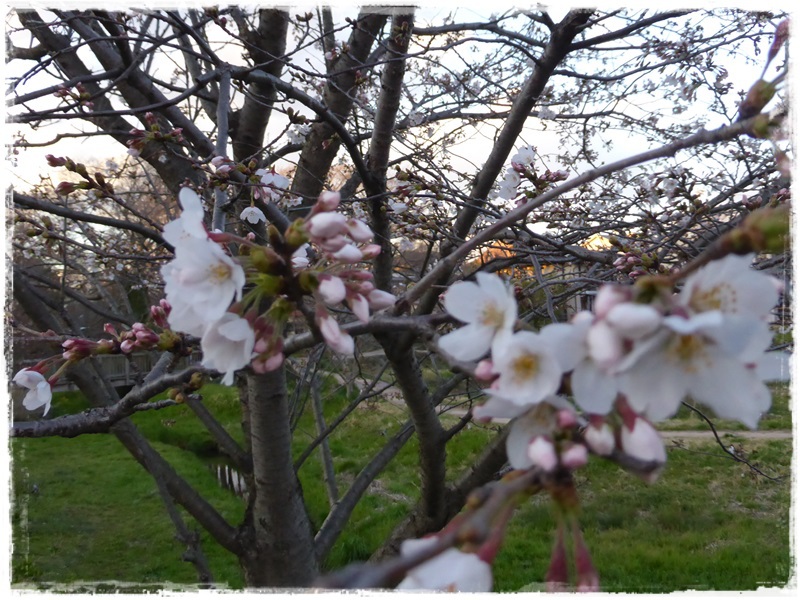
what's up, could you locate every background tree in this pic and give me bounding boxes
[6,6,790,589]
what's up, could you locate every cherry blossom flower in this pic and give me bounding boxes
[163,188,207,247]
[486,331,565,407]
[389,201,408,214]
[13,369,53,415]
[616,311,772,427]
[288,123,310,144]
[291,244,310,270]
[538,106,557,120]
[240,206,266,224]
[162,237,246,336]
[396,538,493,592]
[201,313,256,385]
[438,272,517,362]
[256,170,290,202]
[511,145,536,167]
[682,254,780,317]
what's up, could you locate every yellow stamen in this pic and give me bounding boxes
[511,352,540,384]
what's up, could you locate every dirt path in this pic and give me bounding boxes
[310,370,792,441]
[659,429,792,440]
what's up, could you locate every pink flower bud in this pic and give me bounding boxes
[46,154,67,167]
[331,244,364,263]
[316,191,341,212]
[583,420,615,456]
[527,436,558,472]
[356,280,376,296]
[474,359,495,382]
[56,181,76,196]
[345,218,374,243]
[594,284,630,318]
[318,275,347,304]
[560,443,588,470]
[621,416,666,482]
[606,303,662,340]
[318,234,348,253]
[556,409,578,430]
[120,339,135,353]
[360,244,381,259]
[150,305,169,328]
[348,293,370,324]
[317,311,355,355]
[367,289,396,310]
[103,323,118,336]
[307,212,348,238]
[252,352,284,373]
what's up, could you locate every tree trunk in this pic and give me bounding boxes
[238,368,318,587]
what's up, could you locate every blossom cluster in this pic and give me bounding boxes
[495,145,569,203]
[158,186,395,383]
[303,192,396,353]
[438,254,783,474]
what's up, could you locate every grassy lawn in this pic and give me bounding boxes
[10,381,794,591]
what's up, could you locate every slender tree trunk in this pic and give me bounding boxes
[238,368,318,587]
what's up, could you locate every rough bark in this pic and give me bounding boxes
[364,12,414,292]
[290,12,388,212]
[237,368,318,587]
[232,9,289,162]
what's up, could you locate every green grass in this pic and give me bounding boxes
[505,439,792,592]
[10,382,794,592]
[658,383,792,431]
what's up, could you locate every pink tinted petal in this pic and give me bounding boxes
[538,322,584,372]
[345,218,374,243]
